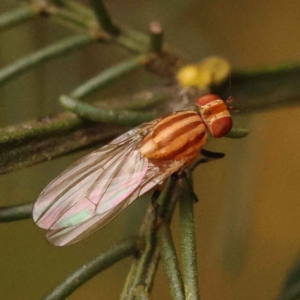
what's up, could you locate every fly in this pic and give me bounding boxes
[33,94,232,246]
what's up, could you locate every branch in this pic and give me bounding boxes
[60,95,157,126]
[0,112,125,175]
[120,177,178,299]
[44,237,138,300]
[0,4,38,30]
[88,0,120,35]
[149,22,164,53]
[0,86,174,175]
[217,62,300,112]
[0,34,93,86]
[158,223,185,300]
[70,55,150,99]
[277,253,300,300]
[179,173,200,300]
[0,203,33,222]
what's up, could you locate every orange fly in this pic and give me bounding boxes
[33,94,232,246]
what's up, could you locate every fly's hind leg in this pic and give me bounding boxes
[189,148,225,171]
[200,148,225,159]
[151,189,161,212]
[174,171,199,203]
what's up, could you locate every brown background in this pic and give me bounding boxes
[1,0,300,299]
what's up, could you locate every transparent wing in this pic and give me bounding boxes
[33,125,153,231]
[45,159,185,246]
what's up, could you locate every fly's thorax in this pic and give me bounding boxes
[139,110,207,163]
[197,94,232,138]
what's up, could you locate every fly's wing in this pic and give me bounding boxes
[33,124,155,231]
[45,159,185,246]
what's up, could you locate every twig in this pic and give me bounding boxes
[233,62,300,78]
[54,0,94,19]
[88,0,120,35]
[43,236,138,300]
[158,223,185,300]
[70,55,150,99]
[0,87,174,175]
[216,62,300,112]
[0,34,93,86]
[277,253,300,300]
[179,173,200,300]
[0,113,81,146]
[0,4,38,30]
[134,286,151,300]
[149,22,164,53]
[0,117,125,175]
[51,6,91,30]
[60,95,157,126]
[0,203,33,222]
[226,121,249,139]
[120,178,175,299]
[120,177,178,299]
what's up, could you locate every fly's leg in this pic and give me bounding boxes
[174,172,199,203]
[190,148,225,171]
[200,148,225,158]
[185,176,199,203]
[151,189,161,212]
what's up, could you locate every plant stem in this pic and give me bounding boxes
[0,34,93,86]
[158,223,185,300]
[43,237,138,300]
[149,22,164,53]
[70,55,150,99]
[88,0,119,35]
[120,177,178,299]
[60,95,157,126]
[233,62,300,78]
[134,286,151,300]
[0,116,125,175]
[52,6,91,30]
[0,4,38,30]
[0,203,33,222]
[179,174,200,300]
[226,121,249,138]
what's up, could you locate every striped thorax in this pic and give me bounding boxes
[139,94,232,166]
[139,111,207,165]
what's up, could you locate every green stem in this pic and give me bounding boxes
[88,0,119,35]
[120,206,157,300]
[233,62,300,78]
[0,34,93,86]
[60,95,157,126]
[0,116,125,175]
[0,203,33,222]
[0,87,172,175]
[0,4,38,30]
[149,22,164,53]
[70,55,149,99]
[226,121,249,139]
[60,0,94,18]
[120,177,177,299]
[158,223,185,300]
[52,6,91,29]
[0,113,81,146]
[134,286,151,300]
[179,175,200,300]
[43,237,138,300]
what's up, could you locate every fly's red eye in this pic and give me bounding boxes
[211,116,232,138]
[197,94,220,106]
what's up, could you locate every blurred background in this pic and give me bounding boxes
[1,0,300,299]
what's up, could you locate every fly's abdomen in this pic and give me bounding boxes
[139,111,207,163]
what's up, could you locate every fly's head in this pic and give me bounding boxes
[196,94,232,138]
